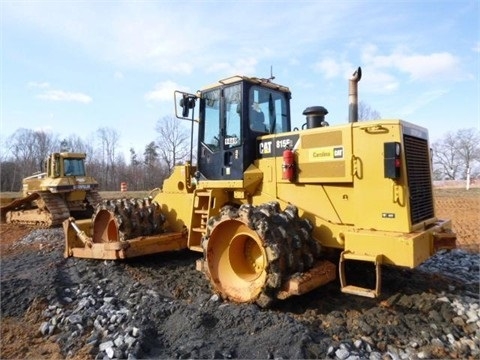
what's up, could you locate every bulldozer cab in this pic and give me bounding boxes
[47,153,87,178]
[177,76,292,180]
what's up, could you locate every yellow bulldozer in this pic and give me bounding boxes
[64,68,456,307]
[1,152,101,227]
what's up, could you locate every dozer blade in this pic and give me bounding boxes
[1,193,40,223]
[64,214,188,260]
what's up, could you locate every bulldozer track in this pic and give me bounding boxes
[42,193,71,227]
[86,190,103,209]
[1,192,70,228]
[202,202,322,307]
[94,198,166,241]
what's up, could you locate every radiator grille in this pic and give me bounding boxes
[403,135,435,224]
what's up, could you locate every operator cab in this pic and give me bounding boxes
[177,76,292,180]
[47,153,87,178]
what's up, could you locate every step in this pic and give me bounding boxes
[339,251,383,298]
[341,252,382,263]
[189,245,203,253]
[341,285,377,298]
[195,191,211,197]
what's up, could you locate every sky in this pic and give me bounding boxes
[1,0,479,161]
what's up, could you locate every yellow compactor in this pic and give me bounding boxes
[64,68,456,307]
[1,152,101,227]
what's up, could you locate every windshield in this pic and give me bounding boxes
[64,158,86,176]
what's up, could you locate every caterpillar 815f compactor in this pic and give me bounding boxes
[1,152,101,227]
[64,68,456,306]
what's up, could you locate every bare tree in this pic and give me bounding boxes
[34,131,59,161]
[432,134,459,180]
[7,129,41,172]
[358,101,381,121]
[96,127,120,190]
[1,129,59,190]
[457,128,480,179]
[60,134,93,155]
[114,153,128,191]
[0,161,17,192]
[432,128,480,180]
[3,130,54,187]
[155,116,190,174]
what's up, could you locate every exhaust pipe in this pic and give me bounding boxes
[349,67,362,123]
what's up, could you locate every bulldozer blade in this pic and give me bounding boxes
[64,217,188,260]
[67,233,188,260]
[0,193,40,223]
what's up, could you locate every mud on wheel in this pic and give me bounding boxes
[93,198,165,242]
[201,201,321,307]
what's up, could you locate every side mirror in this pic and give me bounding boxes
[173,91,198,166]
[175,91,197,120]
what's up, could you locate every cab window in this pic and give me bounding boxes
[224,84,242,148]
[202,89,221,152]
[249,86,288,134]
[64,159,86,176]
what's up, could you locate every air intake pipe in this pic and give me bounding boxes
[302,106,329,129]
[349,67,362,123]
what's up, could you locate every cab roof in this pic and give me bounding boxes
[200,75,290,94]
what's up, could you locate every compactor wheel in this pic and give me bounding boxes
[93,198,165,242]
[202,202,321,307]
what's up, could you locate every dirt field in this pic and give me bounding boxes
[433,187,480,251]
[0,187,478,359]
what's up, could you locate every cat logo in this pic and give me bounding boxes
[259,141,272,155]
[333,147,343,159]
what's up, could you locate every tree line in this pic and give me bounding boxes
[0,116,191,192]
[1,116,479,193]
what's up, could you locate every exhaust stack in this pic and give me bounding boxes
[349,67,362,123]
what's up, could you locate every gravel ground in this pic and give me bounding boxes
[1,228,479,359]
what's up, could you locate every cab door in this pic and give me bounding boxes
[198,83,245,180]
